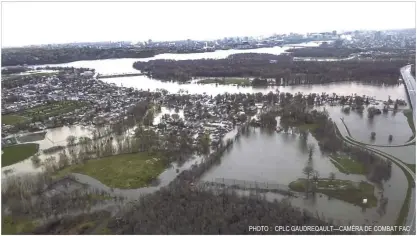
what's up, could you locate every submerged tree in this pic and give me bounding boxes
[370,132,376,140]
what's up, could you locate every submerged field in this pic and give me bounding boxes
[200,126,406,227]
[201,128,355,185]
[326,105,413,145]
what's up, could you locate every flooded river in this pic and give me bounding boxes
[4,42,412,227]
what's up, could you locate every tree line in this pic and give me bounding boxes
[133,53,407,85]
[1,47,157,66]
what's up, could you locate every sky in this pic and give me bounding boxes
[1,1,416,47]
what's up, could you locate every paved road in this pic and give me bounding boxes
[400,65,416,235]
[401,65,416,125]
[336,123,416,234]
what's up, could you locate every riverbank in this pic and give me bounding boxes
[196,77,251,86]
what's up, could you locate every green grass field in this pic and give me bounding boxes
[2,143,40,167]
[329,155,366,175]
[55,152,167,189]
[403,109,415,135]
[23,101,86,117]
[2,216,37,234]
[289,178,377,207]
[2,101,87,125]
[297,123,319,131]
[1,115,29,125]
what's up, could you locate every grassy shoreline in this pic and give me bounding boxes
[403,109,415,136]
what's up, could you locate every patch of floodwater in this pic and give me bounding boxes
[293,54,357,61]
[36,126,94,149]
[200,127,407,227]
[326,106,413,146]
[153,107,185,125]
[372,145,416,164]
[1,125,119,175]
[201,128,365,184]
[102,76,407,102]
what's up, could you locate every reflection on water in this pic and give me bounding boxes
[326,106,413,146]
[1,125,97,175]
[200,127,406,227]
[39,125,94,149]
[373,145,416,164]
[201,128,364,185]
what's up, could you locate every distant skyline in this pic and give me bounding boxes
[1,1,416,47]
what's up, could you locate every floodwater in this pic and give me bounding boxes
[201,128,364,184]
[33,41,326,75]
[32,41,408,102]
[2,125,94,175]
[6,42,412,227]
[153,107,185,125]
[200,127,407,228]
[372,145,416,164]
[1,114,409,228]
[325,106,413,146]
[103,77,407,102]
[39,125,94,149]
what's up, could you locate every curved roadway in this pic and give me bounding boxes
[336,123,415,234]
[399,65,416,234]
[332,65,416,234]
[401,65,416,145]
[335,65,416,234]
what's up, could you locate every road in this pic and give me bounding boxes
[336,123,416,234]
[401,65,416,125]
[400,65,416,234]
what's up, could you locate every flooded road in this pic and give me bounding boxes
[5,43,412,228]
[201,126,407,228]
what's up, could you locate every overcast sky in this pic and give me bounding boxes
[1,1,415,47]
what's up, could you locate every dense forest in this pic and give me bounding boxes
[105,185,343,235]
[133,53,407,85]
[1,47,157,66]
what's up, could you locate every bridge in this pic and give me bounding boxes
[401,65,416,126]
